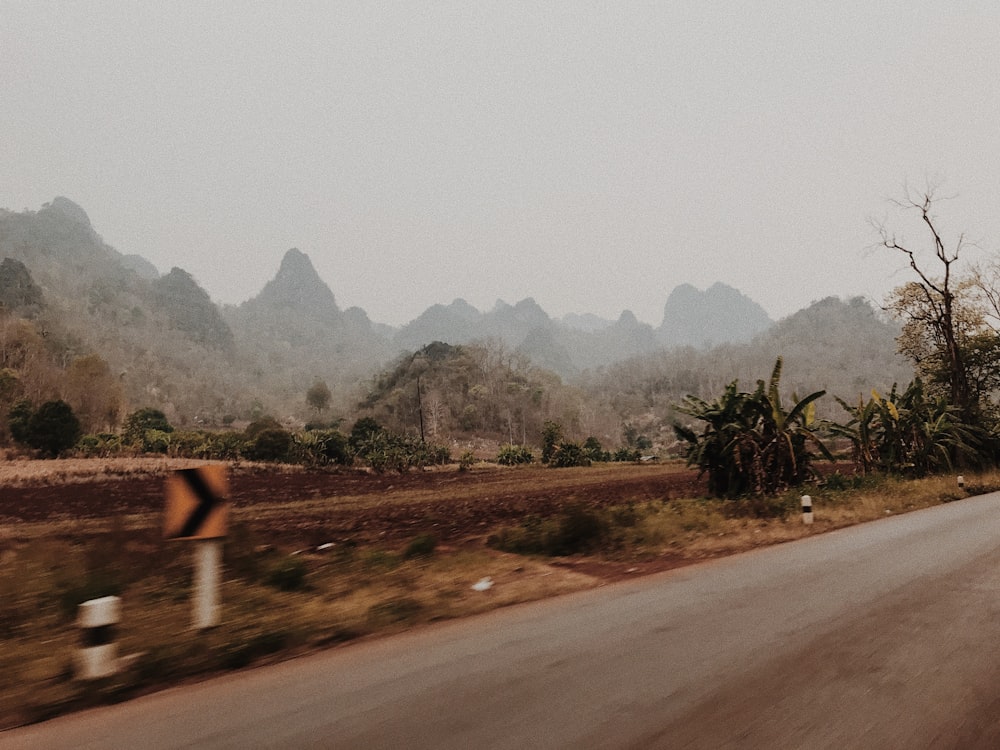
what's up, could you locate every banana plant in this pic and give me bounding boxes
[830,378,984,476]
[674,357,831,498]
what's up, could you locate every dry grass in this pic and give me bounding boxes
[665,471,999,559]
[0,457,224,486]
[0,531,598,730]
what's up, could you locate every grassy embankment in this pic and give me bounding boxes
[1,463,997,730]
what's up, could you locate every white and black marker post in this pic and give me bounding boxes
[164,466,230,630]
[76,595,121,679]
[801,494,814,525]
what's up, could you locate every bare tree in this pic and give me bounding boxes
[876,189,975,422]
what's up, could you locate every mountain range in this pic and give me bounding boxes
[0,197,909,426]
[0,198,777,370]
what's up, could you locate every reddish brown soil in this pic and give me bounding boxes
[0,463,708,549]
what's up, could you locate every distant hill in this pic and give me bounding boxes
[599,295,912,432]
[749,296,912,403]
[224,248,394,408]
[527,310,660,376]
[396,297,664,376]
[394,299,481,351]
[0,197,149,295]
[242,248,340,323]
[120,254,159,280]
[0,198,238,423]
[0,258,44,317]
[395,285,771,377]
[658,282,773,347]
[152,267,234,351]
[560,312,614,333]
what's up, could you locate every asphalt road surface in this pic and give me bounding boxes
[8,493,1000,749]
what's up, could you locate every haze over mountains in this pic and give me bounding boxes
[0,197,912,433]
[0,198,776,369]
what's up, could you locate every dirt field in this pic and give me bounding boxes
[0,459,708,551]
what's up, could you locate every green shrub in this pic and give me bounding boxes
[198,431,247,460]
[497,444,533,465]
[264,556,308,592]
[552,504,607,554]
[403,534,437,559]
[167,430,210,457]
[8,398,33,444]
[550,442,591,468]
[294,429,350,466]
[245,416,283,440]
[541,421,562,463]
[348,417,382,452]
[317,429,350,465]
[76,433,123,457]
[583,437,607,462]
[247,428,294,462]
[488,504,608,556]
[425,443,451,465]
[611,503,640,527]
[23,400,82,457]
[141,429,172,454]
[613,447,641,462]
[355,429,449,473]
[362,549,400,572]
[674,358,830,497]
[123,408,173,444]
[487,516,552,555]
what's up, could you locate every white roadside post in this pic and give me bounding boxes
[193,540,223,629]
[958,475,966,489]
[76,595,121,679]
[801,495,814,525]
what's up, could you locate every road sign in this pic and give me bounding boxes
[164,466,229,540]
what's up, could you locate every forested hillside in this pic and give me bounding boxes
[580,296,913,450]
[0,198,911,455]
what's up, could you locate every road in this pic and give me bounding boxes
[7,493,1000,749]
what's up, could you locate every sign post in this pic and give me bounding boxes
[164,466,229,630]
[193,539,222,629]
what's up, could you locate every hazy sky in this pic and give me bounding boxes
[3,1,1000,327]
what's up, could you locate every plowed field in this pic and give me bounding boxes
[0,460,707,548]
